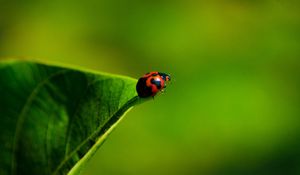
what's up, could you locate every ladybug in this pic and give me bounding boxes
[136,71,171,98]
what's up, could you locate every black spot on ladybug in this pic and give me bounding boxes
[151,78,161,89]
[136,77,153,98]
[151,73,158,76]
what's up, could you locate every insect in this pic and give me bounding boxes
[136,71,171,98]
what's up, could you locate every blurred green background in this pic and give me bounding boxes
[1,0,300,174]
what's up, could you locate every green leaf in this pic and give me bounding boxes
[0,60,142,175]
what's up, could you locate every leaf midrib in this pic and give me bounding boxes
[52,81,131,175]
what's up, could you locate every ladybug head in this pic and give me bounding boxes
[159,72,171,82]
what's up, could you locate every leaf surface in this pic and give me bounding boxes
[0,60,140,175]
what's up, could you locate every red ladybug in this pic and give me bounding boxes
[136,71,171,98]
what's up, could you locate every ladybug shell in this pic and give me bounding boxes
[136,72,165,98]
